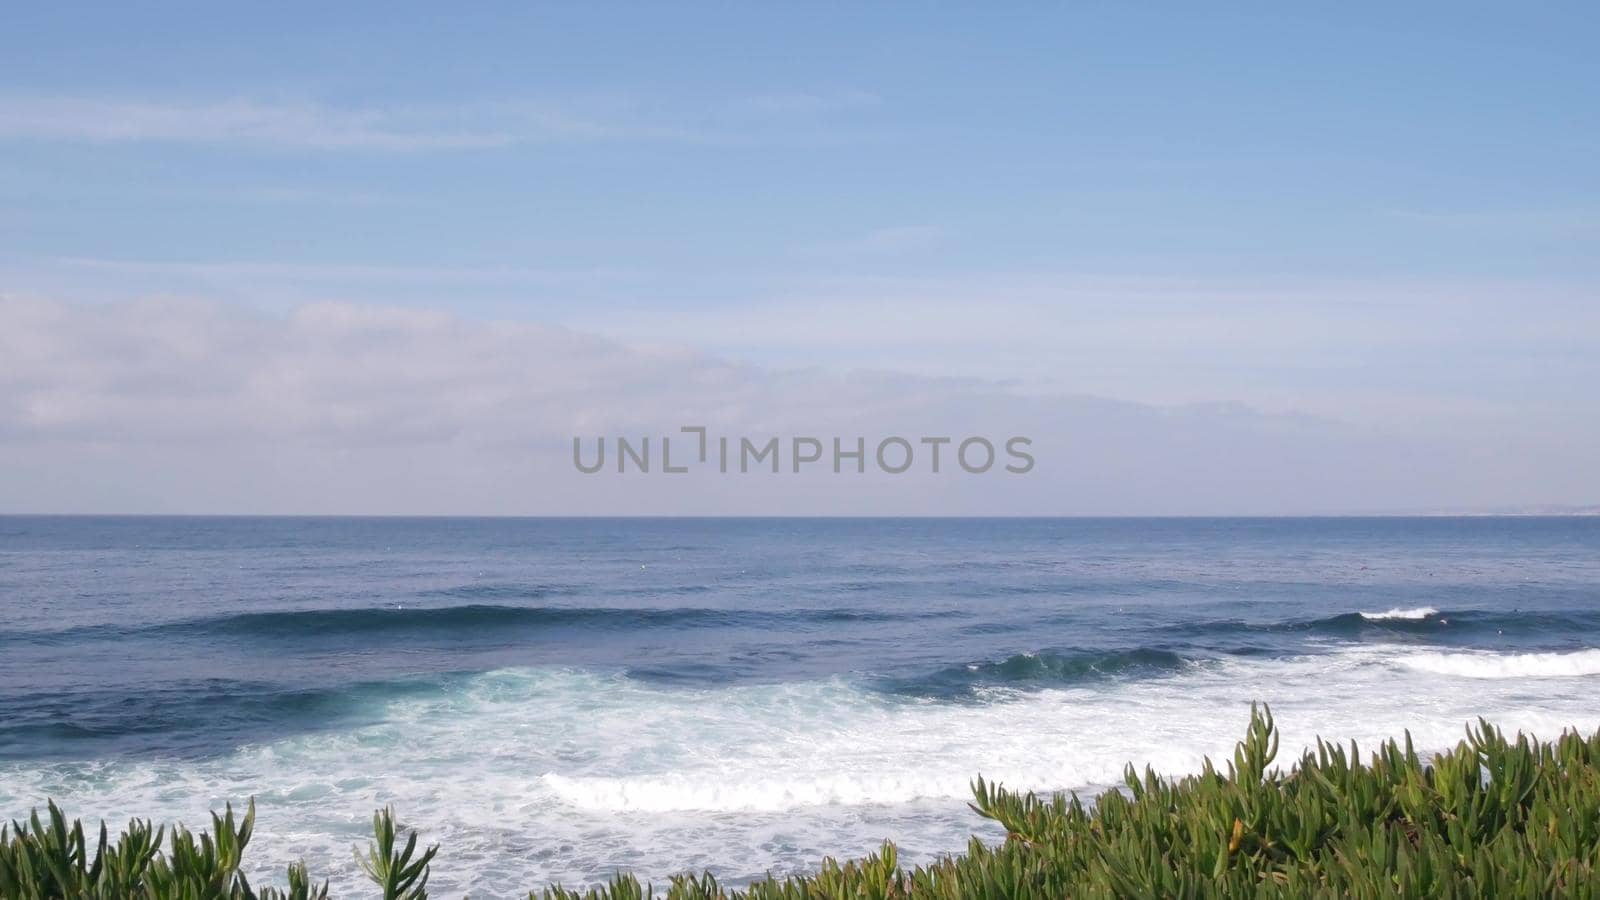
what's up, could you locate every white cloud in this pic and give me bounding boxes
[565,274,1600,427]
[0,91,875,151]
[53,257,641,289]
[0,294,711,445]
[11,258,1598,437]
[0,97,513,150]
[0,293,1591,515]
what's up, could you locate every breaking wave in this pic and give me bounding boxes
[1397,648,1600,679]
[1359,606,1439,621]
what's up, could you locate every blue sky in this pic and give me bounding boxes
[1,3,1596,513]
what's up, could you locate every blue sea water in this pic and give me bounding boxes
[2,516,1598,895]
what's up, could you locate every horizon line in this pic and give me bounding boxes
[3,512,1596,520]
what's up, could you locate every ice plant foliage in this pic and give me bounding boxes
[4,706,1599,898]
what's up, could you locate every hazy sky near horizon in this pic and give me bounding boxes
[1,3,1596,514]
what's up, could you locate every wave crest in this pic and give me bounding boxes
[1359,606,1439,621]
[0,603,921,645]
[1398,648,1600,679]
[882,648,1193,699]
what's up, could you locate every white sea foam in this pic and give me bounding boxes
[1398,647,1600,679]
[1,649,1597,898]
[1359,606,1438,620]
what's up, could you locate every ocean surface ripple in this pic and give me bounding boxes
[1,516,1597,897]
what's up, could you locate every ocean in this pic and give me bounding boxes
[2,516,1597,896]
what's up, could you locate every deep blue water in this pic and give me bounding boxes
[4,516,1597,760]
[2,516,1598,894]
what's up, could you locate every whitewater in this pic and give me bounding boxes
[2,516,1597,897]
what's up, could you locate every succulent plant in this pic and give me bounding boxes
[5,705,1598,898]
